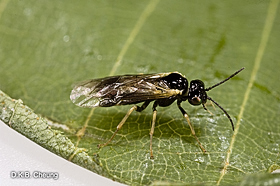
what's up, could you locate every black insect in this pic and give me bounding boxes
[70,68,244,159]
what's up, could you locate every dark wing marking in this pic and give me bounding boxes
[70,73,182,108]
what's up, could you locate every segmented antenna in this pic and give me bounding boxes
[205,67,244,91]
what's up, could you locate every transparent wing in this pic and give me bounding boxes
[70,73,180,108]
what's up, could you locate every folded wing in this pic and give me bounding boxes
[70,73,179,108]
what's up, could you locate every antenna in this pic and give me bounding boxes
[204,67,245,131]
[206,97,235,131]
[205,67,244,91]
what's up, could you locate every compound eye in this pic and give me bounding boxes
[189,96,202,105]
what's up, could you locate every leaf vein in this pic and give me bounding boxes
[0,0,9,20]
[77,0,160,147]
[109,0,160,76]
[217,0,279,185]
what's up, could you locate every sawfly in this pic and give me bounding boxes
[70,67,244,159]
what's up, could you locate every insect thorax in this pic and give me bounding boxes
[161,72,188,91]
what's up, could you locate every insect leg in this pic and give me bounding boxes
[202,104,214,116]
[149,101,158,159]
[98,101,151,148]
[177,101,207,153]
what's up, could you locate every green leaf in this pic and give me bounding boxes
[0,90,107,177]
[0,0,279,185]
